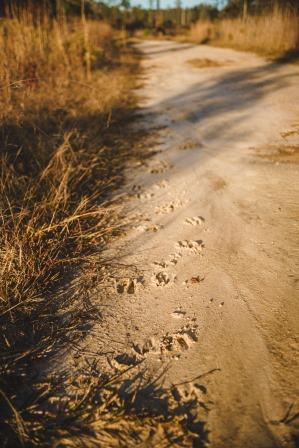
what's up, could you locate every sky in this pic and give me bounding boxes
[129,1,219,8]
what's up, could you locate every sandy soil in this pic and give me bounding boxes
[86,41,299,447]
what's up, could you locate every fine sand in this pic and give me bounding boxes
[82,41,299,447]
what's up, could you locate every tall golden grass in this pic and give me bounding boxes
[0,15,116,115]
[189,8,299,57]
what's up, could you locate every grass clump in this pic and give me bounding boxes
[188,8,299,59]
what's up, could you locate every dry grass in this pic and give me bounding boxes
[188,8,299,58]
[0,13,206,448]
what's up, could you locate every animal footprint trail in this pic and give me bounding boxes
[153,180,169,189]
[155,200,182,214]
[169,252,182,265]
[172,382,208,403]
[171,308,187,319]
[183,275,205,286]
[185,216,205,226]
[113,353,140,367]
[136,223,163,233]
[179,138,203,151]
[152,252,182,269]
[164,331,196,352]
[152,261,168,268]
[115,277,144,294]
[136,324,199,359]
[176,239,204,253]
[152,271,176,287]
[148,160,172,174]
[136,192,155,200]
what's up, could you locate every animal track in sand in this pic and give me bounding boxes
[114,353,140,367]
[168,252,182,265]
[152,252,182,269]
[137,324,199,358]
[131,184,142,192]
[185,216,205,226]
[152,261,168,268]
[136,223,163,233]
[115,277,144,294]
[162,325,199,353]
[176,240,204,253]
[179,139,203,151]
[153,180,169,189]
[171,308,187,319]
[171,382,208,403]
[183,275,205,286]
[136,192,155,200]
[147,224,163,232]
[209,174,227,191]
[155,201,182,214]
[152,271,176,287]
[149,160,172,174]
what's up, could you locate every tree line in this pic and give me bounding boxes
[0,1,298,27]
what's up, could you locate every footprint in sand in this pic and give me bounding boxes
[171,308,187,319]
[152,252,182,269]
[176,240,204,253]
[149,160,172,174]
[171,382,208,403]
[136,223,163,233]
[115,277,144,294]
[147,224,163,232]
[136,192,155,200]
[179,139,203,151]
[184,216,205,226]
[162,325,198,352]
[183,275,205,286]
[152,260,168,268]
[152,271,176,287]
[153,180,169,189]
[137,323,199,358]
[168,252,182,265]
[173,326,198,350]
[155,201,182,214]
[113,353,140,367]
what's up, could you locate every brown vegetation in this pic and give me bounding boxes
[188,8,299,58]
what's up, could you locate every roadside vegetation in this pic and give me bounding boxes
[109,0,299,61]
[0,4,205,447]
[188,6,299,59]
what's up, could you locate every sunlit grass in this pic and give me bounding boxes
[188,8,299,58]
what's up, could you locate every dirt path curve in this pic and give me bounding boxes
[96,41,299,447]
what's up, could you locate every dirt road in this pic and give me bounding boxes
[93,41,299,447]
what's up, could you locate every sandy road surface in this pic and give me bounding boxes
[87,41,299,447]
